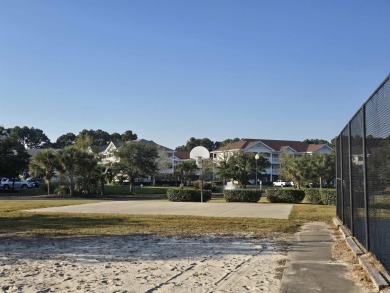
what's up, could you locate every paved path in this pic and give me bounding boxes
[280,222,364,293]
[26,201,293,219]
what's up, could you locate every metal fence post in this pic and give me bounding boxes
[362,105,370,251]
[348,123,354,234]
[340,134,344,223]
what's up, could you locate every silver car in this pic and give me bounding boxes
[0,178,35,189]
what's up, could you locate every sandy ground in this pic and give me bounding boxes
[0,235,288,293]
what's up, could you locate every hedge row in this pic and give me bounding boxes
[224,189,264,203]
[166,189,212,202]
[167,187,336,205]
[319,189,336,206]
[304,188,322,204]
[265,189,305,203]
[304,188,336,205]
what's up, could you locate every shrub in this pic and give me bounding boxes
[76,180,100,195]
[224,189,263,202]
[304,188,322,204]
[166,188,212,202]
[265,189,305,203]
[320,189,336,206]
[54,185,69,195]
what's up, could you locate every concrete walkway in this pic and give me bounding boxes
[280,222,364,293]
[26,201,293,219]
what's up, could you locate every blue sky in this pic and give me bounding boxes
[1,0,389,149]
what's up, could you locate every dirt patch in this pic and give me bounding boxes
[332,229,376,292]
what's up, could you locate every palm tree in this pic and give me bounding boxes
[174,161,198,185]
[29,149,58,195]
[56,146,84,196]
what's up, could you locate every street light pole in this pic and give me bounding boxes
[255,153,259,189]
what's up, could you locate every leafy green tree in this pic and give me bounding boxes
[176,137,241,152]
[76,129,111,147]
[8,126,51,149]
[176,137,215,152]
[0,126,7,136]
[113,141,159,192]
[303,138,330,145]
[0,136,30,178]
[121,130,138,142]
[110,132,122,143]
[213,153,231,184]
[311,153,336,187]
[279,153,335,188]
[29,149,58,195]
[55,132,76,148]
[94,129,111,146]
[216,151,270,188]
[214,138,240,149]
[74,133,94,150]
[279,153,312,188]
[330,137,337,149]
[201,159,214,181]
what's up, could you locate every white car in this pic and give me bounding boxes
[273,180,292,187]
[0,178,35,189]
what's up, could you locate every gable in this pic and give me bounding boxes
[280,146,297,153]
[101,141,118,154]
[244,141,274,153]
[310,144,333,154]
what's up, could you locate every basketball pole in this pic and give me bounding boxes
[200,158,203,203]
[189,146,210,204]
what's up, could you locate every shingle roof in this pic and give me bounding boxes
[306,144,326,152]
[258,139,310,152]
[212,139,330,153]
[213,139,258,151]
[172,151,190,160]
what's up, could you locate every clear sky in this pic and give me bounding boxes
[1,0,389,149]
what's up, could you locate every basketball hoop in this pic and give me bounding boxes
[190,146,210,203]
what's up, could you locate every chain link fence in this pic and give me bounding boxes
[336,74,390,272]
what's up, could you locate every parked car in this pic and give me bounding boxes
[272,180,292,187]
[26,178,44,188]
[0,178,35,189]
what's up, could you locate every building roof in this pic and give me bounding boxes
[171,151,190,160]
[214,139,256,151]
[306,144,327,152]
[212,138,330,153]
[99,139,174,154]
[257,139,311,152]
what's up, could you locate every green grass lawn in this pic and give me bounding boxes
[0,199,336,237]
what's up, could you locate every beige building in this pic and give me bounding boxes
[211,138,332,182]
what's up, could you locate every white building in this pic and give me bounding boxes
[96,140,191,181]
